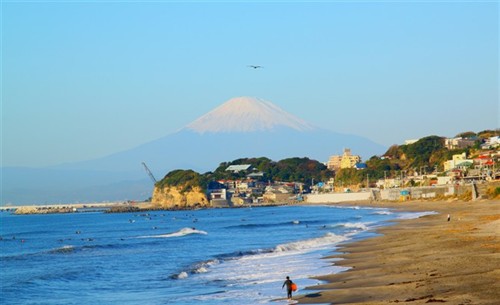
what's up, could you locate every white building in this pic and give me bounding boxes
[443,153,474,172]
[404,139,419,145]
[481,136,500,149]
[444,137,475,150]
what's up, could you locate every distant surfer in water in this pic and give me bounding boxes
[282,276,293,300]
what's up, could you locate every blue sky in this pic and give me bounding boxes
[2,0,498,167]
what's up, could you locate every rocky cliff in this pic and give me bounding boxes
[151,185,210,209]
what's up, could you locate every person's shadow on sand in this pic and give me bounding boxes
[304,293,322,298]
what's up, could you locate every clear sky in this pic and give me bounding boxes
[2,0,498,167]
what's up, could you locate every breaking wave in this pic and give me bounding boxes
[172,259,221,280]
[372,210,393,215]
[1,243,126,261]
[274,232,347,252]
[335,222,370,231]
[49,245,75,254]
[172,232,349,280]
[225,220,322,229]
[136,227,207,239]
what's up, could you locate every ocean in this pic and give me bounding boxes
[0,205,431,305]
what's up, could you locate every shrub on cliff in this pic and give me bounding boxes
[156,169,207,193]
[486,186,500,199]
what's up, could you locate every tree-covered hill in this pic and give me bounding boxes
[156,129,498,191]
[156,157,333,191]
[209,157,333,184]
[155,169,208,193]
[335,130,498,187]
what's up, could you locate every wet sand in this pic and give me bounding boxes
[296,199,500,305]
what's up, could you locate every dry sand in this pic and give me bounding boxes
[296,199,500,305]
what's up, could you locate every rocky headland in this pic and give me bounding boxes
[150,169,211,209]
[151,185,209,209]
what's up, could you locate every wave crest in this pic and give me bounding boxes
[136,227,208,239]
[339,222,370,231]
[49,245,75,254]
[274,232,347,252]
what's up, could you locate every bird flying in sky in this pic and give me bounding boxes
[248,65,263,69]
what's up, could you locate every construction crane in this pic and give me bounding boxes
[141,162,157,183]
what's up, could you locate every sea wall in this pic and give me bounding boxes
[305,192,373,203]
[14,206,77,215]
[306,184,481,203]
[305,185,470,203]
[151,185,210,209]
[379,185,474,201]
[380,186,451,201]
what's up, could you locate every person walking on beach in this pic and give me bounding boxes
[282,276,293,300]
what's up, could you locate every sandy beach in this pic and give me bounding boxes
[296,199,500,305]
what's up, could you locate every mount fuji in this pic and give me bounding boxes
[186,96,315,133]
[2,97,385,204]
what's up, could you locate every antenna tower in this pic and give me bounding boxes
[141,162,157,183]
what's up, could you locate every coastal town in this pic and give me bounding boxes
[200,133,499,208]
[146,131,500,210]
[6,131,499,214]
[3,134,499,305]
[3,2,498,305]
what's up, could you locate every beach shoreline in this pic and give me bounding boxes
[2,197,498,303]
[296,199,500,305]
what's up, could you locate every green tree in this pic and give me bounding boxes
[400,136,445,168]
[455,131,477,138]
[156,169,207,193]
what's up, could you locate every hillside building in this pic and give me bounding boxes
[443,153,474,172]
[327,148,361,170]
[226,164,252,173]
[404,139,419,145]
[444,137,476,150]
[481,136,500,149]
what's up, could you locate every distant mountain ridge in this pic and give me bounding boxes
[2,96,386,205]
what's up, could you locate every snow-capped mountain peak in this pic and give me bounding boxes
[185,96,315,133]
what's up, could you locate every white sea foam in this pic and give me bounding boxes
[373,210,393,215]
[195,267,208,273]
[190,233,350,305]
[176,272,189,279]
[340,222,370,231]
[324,221,371,232]
[397,211,437,219]
[338,205,361,210]
[193,259,220,274]
[274,232,347,252]
[175,206,435,305]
